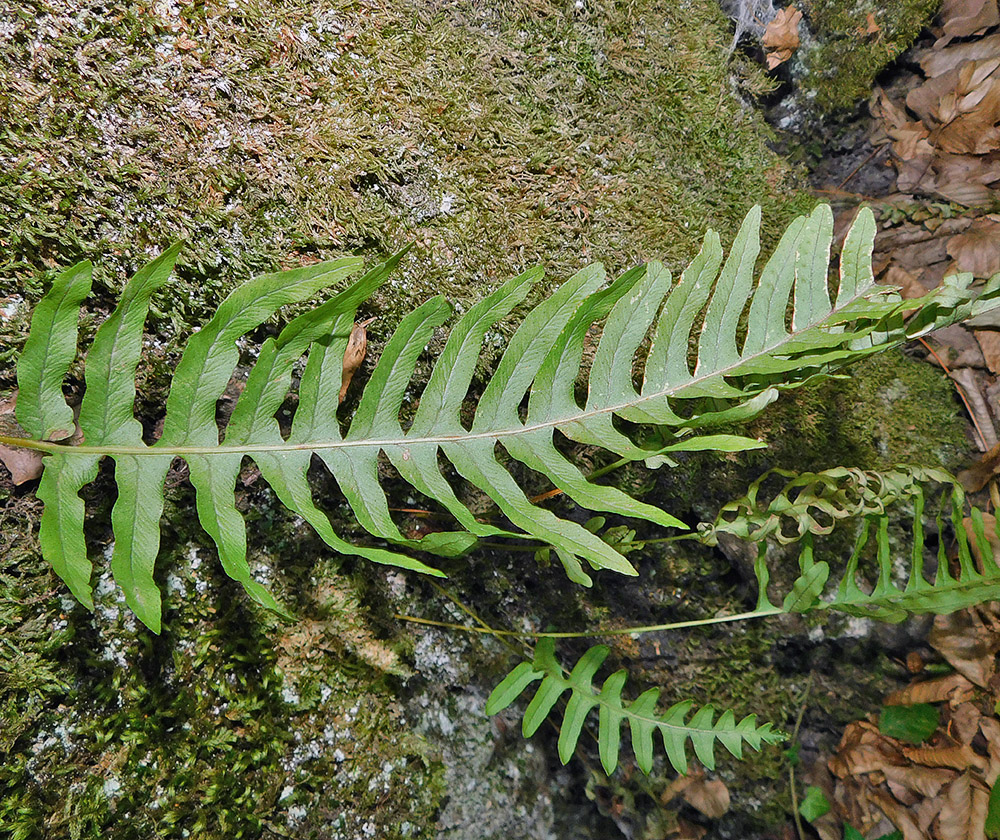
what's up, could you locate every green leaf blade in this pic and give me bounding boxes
[17,260,93,440]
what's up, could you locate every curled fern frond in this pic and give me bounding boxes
[6,205,999,630]
[703,467,1000,623]
[486,638,783,775]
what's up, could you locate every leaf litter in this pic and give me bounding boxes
[819,605,1000,840]
[863,1,1000,459]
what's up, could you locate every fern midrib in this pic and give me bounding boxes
[553,672,742,737]
[6,283,888,458]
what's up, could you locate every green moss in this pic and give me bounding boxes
[1,0,960,837]
[752,348,970,472]
[0,0,806,371]
[799,0,940,113]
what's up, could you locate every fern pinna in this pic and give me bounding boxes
[702,466,1000,622]
[4,204,998,634]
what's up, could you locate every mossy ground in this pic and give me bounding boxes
[0,0,971,838]
[796,0,940,115]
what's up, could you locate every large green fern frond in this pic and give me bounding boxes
[485,637,782,775]
[6,205,998,631]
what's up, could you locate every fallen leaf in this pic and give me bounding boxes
[680,777,730,818]
[867,786,928,840]
[938,0,1000,44]
[971,783,991,840]
[930,608,1000,687]
[865,12,881,35]
[951,702,985,745]
[763,7,802,69]
[958,445,1000,491]
[886,264,928,299]
[904,743,988,772]
[976,331,1000,374]
[339,317,374,403]
[0,394,43,485]
[934,772,975,840]
[921,33,1000,78]
[883,764,957,799]
[886,672,977,706]
[948,217,1000,276]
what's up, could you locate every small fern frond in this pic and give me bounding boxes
[486,638,783,775]
[703,466,1000,623]
[8,204,1000,631]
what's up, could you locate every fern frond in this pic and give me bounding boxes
[703,466,1000,623]
[8,205,1000,630]
[486,638,782,775]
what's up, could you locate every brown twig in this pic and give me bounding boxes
[837,145,886,190]
[917,336,991,451]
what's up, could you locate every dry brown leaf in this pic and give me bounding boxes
[829,723,907,777]
[971,784,990,840]
[921,33,1000,77]
[951,366,999,450]
[947,217,1000,276]
[763,7,802,69]
[975,330,1000,373]
[339,317,374,403]
[897,151,1000,206]
[930,609,1000,687]
[903,743,988,772]
[679,778,730,819]
[886,672,977,706]
[908,70,964,125]
[938,0,1000,43]
[873,90,936,160]
[883,764,958,799]
[958,444,1000,491]
[0,393,43,485]
[979,718,1000,784]
[867,786,929,840]
[950,702,984,745]
[934,772,975,840]
[865,12,881,35]
[886,264,928,300]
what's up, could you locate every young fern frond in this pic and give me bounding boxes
[6,204,999,631]
[486,637,782,775]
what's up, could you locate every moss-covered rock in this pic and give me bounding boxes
[0,0,972,838]
[797,0,940,115]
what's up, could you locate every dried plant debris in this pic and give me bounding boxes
[0,395,43,485]
[763,6,803,69]
[937,0,1000,46]
[861,5,1000,454]
[824,604,1000,840]
[874,17,1000,206]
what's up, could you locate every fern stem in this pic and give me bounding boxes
[395,605,783,638]
[787,672,815,840]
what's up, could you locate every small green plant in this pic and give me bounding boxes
[4,203,1000,780]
